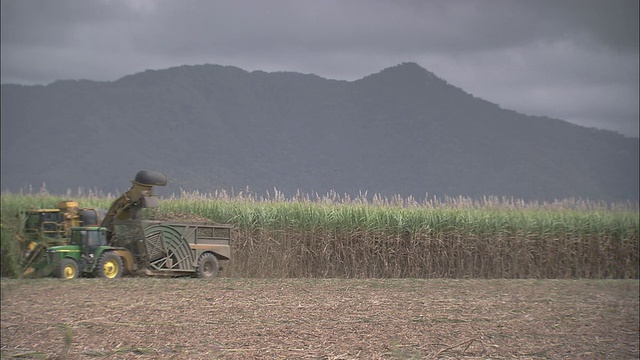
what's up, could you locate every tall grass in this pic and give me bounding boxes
[161,191,639,279]
[2,190,638,278]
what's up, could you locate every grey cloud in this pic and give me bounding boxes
[522,0,639,52]
[1,0,638,136]
[1,0,129,46]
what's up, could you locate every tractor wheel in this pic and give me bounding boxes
[95,252,124,279]
[58,258,79,279]
[196,253,219,279]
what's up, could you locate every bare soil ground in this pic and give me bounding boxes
[1,278,638,359]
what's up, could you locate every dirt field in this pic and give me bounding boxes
[1,278,638,359]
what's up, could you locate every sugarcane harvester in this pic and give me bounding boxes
[21,201,106,276]
[45,170,232,279]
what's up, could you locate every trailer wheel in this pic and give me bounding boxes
[58,258,79,279]
[95,252,124,279]
[196,253,219,278]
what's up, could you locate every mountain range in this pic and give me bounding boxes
[1,62,638,202]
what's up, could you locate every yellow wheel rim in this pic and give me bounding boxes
[63,265,76,279]
[103,259,119,278]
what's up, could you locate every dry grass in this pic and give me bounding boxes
[222,227,639,279]
[1,278,638,359]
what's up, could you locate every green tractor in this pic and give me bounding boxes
[46,227,127,279]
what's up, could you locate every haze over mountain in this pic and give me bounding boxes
[1,63,638,202]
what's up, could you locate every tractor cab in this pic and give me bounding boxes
[70,227,108,260]
[70,227,108,246]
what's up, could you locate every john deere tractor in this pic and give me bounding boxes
[47,226,128,279]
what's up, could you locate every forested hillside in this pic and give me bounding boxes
[1,63,637,201]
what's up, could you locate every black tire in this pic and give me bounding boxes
[95,252,124,279]
[58,258,79,279]
[196,253,219,279]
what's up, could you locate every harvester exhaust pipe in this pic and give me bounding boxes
[101,170,167,241]
[131,170,168,208]
[134,170,168,187]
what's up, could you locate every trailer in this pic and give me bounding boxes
[111,220,232,277]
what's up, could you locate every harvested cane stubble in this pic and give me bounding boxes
[1,278,638,359]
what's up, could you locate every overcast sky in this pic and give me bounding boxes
[1,0,638,137]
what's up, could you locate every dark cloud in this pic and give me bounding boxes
[522,0,639,52]
[1,0,638,136]
[1,1,128,46]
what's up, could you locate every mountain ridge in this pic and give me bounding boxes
[1,63,637,202]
